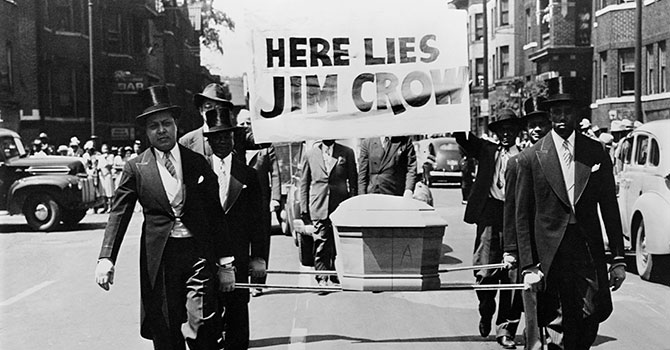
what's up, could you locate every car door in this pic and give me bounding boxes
[615,136,634,236]
[624,134,650,231]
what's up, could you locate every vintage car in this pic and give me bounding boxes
[414,137,462,186]
[0,128,103,231]
[613,120,670,282]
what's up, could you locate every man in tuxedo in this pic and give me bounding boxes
[203,106,267,350]
[300,140,358,287]
[358,136,417,197]
[454,109,524,349]
[95,85,236,350]
[237,109,281,297]
[514,77,626,349]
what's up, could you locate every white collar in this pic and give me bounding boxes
[154,143,181,163]
[551,130,575,150]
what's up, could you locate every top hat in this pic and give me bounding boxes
[488,108,522,132]
[521,96,549,122]
[194,83,233,109]
[540,77,589,109]
[202,107,241,135]
[135,85,181,122]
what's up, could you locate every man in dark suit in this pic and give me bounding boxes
[454,109,524,348]
[203,106,267,350]
[95,85,236,350]
[179,83,232,157]
[237,109,281,297]
[300,140,358,287]
[514,77,626,349]
[358,136,417,197]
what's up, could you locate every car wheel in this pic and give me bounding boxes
[62,209,87,227]
[635,219,670,283]
[24,193,62,231]
[298,233,314,267]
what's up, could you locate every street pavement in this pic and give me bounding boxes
[1,186,669,350]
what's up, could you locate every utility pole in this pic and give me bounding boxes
[88,0,95,136]
[634,0,643,122]
[481,0,490,130]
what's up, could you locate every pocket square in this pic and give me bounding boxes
[197,175,204,184]
[591,163,601,172]
[242,184,248,189]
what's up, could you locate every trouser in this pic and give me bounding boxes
[219,289,250,350]
[313,218,337,282]
[251,209,272,285]
[146,238,219,350]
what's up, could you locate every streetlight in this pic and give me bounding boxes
[89,0,95,136]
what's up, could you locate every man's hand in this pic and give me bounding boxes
[270,200,280,212]
[609,265,626,291]
[522,266,544,292]
[403,189,413,199]
[217,265,236,292]
[502,253,517,270]
[95,258,115,291]
[249,258,267,278]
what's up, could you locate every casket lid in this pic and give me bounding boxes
[330,194,448,228]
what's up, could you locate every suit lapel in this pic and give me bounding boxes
[315,143,328,173]
[223,159,245,214]
[326,144,339,174]
[136,149,173,215]
[380,139,399,170]
[536,136,571,208]
[573,133,592,205]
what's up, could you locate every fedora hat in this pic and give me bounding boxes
[135,85,181,122]
[521,96,549,122]
[488,108,522,132]
[194,82,233,108]
[540,76,589,109]
[202,107,241,135]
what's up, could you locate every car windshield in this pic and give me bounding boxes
[1,135,27,159]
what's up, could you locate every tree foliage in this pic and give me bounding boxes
[186,0,235,54]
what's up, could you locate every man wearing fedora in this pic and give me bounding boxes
[180,83,234,157]
[95,85,237,350]
[454,109,524,349]
[514,76,626,349]
[202,106,267,350]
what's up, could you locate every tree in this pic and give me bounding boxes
[183,0,235,54]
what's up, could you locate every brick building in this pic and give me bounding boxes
[591,0,669,128]
[0,0,218,147]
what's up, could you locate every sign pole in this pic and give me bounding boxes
[88,0,95,136]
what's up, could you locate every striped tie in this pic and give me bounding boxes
[164,151,177,178]
[561,140,573,168]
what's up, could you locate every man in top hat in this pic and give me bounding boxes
[454,109,524,348]
[180,83,234,157]
[514,76,626,349]
[202,106,267,350]
[95,85,236,350]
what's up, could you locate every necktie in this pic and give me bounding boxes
[218,158,228,206]
[324,146,333,169]
[496,148,509,189]
[562,139,575,205]
[382,137,390,149]
[164,151,177,179]
[562,139,573,167]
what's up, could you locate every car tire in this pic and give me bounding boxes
[635,219,670,283]
[62,209,87,227]
[298,233,314,267]
[24,193,62,231]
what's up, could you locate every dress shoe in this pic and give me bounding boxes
[250,288,263,297]
[496,335,516,349]
[478,319,491,337]
[317,279,331,295]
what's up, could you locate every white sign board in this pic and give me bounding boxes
[245,0,470,142]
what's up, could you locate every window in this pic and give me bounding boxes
[600,52,608,98]
[48,67,76,119]
[635,135,649,165]
[647,45,655,94]
[499,46,509,78]
[475,58,484,86]
[1,42,12,92]
[649,138,660,167]
[500,0,509,26]
[619,49,635,95]
[618,136,633,172]
[475,13,484,41]
[540,0,550,41]
[526,9,532,43]
[660,41,667,92]
[107,14,122,53]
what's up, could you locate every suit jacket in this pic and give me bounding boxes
[209,156,266,295]
[300,142,358,220]
[358,136,417,196]
[98,145,231,336]
[455,132,517,225]
[179,127,212,157]
[515,132,626,322]
[246,146,281,206]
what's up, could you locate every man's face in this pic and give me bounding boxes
[526,115,552,144]
[145,112,177,152]
[207,131,235,159]
[549,101,578,139]
[494,124,520,148]
[237,113,252,127]
[200,100,229,121]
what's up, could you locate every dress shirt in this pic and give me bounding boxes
[490,145,519,201]
[154,145,183,214]
[212,153,232,206]
[322,143,334,169]
[551,130,576,208]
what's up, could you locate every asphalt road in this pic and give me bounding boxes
[1,186,669,350]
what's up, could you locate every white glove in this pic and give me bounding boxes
[502,253,517,270]
[270,200,280,211]
[95,258,115,291]
[522,266,544,292]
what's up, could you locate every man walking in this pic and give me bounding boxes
[95,85,236,350]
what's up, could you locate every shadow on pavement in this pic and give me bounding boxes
[250,334,500,348]
[0,221,108,233]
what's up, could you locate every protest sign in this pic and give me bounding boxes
[245,0,470,142]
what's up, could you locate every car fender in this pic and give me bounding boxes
[7,175,80,214]
[632,191,670,255]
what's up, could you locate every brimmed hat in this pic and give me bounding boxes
[521,96,549,123]
[488,108,522,132]
[135,85,181,122]
[57,145,68,153]
[194,83,233,109]
[202,107,241,135]
[69,136,80,146]
[539,77,589,109]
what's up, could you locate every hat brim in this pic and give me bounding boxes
[136,105,181,122]
[194,94,234,108]
[539,96,589,110]
[488,118,523,132]
[520,111,549,122]
[203,125,242,135]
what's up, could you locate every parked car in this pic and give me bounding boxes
[414,137,462,186]
[613,120,670,282]
[0,128,103,231]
